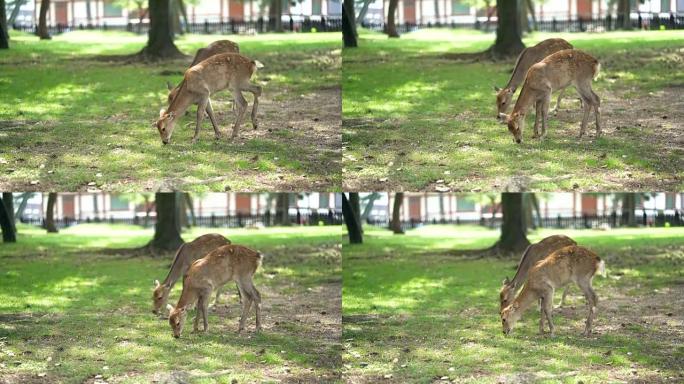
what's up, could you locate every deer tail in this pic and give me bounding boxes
[597,259,606,278]
[593,62,601,81]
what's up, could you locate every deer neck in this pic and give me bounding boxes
[511,285,538,321]
[175,285,199,310]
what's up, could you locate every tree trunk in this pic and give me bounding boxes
[617,0,631,30]
[361,193,380,220]
[37,0,51,40]
[85,0,92,24]
[0,196,16,243]
[0,0,9,49]
[177,0,190,33]
[621,193,637,227]
[386,0,399,37]
[526,0,537,31]
[148,192,184,252]
[140,0,183,59]
[356,0,373,24]
[143,195,151,227]
[390,192,405,234]
[342,0,357,48]
[170,0,182,35]
[433,0,439,22]
[275,193,290,225]
[2,193,15,233]
[519,0,530,33]
[9,0,27,26]
[342,193,363,244]
[14,193,31,220]
[492,193,529,253]
[269,0,282,32]
[45,192,58,233]
[489,0,524,57]
[184,193,196,227]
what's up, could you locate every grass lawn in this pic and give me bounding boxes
[0,31,341,191]
[0,224,342,383]
[342,29,684,191]
[342,225,684,383]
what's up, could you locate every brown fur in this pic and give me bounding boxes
[167,40,240,106]
[495,38,573,118]
[168,244,263,338]
[499,235,577,312]
[156,53,262,144]
[506,49,601,143]
[501,245,604,337]
[152,234,231,315]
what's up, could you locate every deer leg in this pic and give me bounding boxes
[539,297,546,334]
[247,279,262,332]
[193,293,204,332]
[551,87,566,115]
[540,94,551,139]
[241,83,261,130]
[532,100,542,139]
[230,91,248,140]
[193,97,209,144]
[201,290,210,332]
[558,286,570,308]
[541,290,555,337]
[237,282,253,333]
[578,278,598,336]
[205,98,221,140]
[213,284,223,306]
[591,90,602,138]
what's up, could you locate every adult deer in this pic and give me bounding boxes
[499,235,577,313]
[495,38,573,120]
[152,233,232,316]
[167,244,263,338]
[506,49,601,144]
[155,53,263,144]
[166,40,240,107]
[501,245,605,337]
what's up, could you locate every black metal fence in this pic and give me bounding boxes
[12,16,342,37]
[362,13,684,34]
[367,210,683,232]
[20,209,343,230]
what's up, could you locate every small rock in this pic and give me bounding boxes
[383,374,393,379]
[379,177,388,182]
[359,362,369,368]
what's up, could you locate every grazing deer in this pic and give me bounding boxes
[495,38,574,119]
[152,233,231,316]
[155,53,263,144]
[168,244,263,338]
[501,245,605,337]
[499,235,577,313]
[166,40,240,107]
[506,49,601,144]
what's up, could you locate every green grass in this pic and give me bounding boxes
[0,224,343,383]
[342,29,684,191]
[0,31,341,191]
[342,225,684,383]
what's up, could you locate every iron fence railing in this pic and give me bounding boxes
[366,211,683,232]
[20,210,343,230]
[361,13,684,34]
[12,16,342,36]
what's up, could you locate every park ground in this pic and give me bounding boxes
[342,225,684,383]
[0,31,341,191]
[0,224,342,383]
[342,29,684,191]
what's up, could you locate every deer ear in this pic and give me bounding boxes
[159,108,167,118]
[154,279,160,287]
[502,277,510,285]
[166,304,174,312]
[494,85,501,92]
[166,81,174,91]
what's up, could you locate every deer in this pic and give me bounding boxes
[500,245,605,337]
[168,244,263,338]
[506,49,601,144]
[166,40,240,108]
[495,38,574,120]
[155,53,263,144]
[152,233,233,316]
[499,234,577,313]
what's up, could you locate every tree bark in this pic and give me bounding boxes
[526,0,537,31]
[356,0,373,24]
[14,193,31,220]
[37,0,51,40]
[489,0,524,58]
[621,193,637,227]
[342,0,358,48]
[140,0,183,59]
[349,193,362,230]
[177,0,189,33]
[342,193,363,244]
[617,0,631,30]
[184,193,196,227]
[45,192,58,233]
[148,192,184,252]
[0,195,16,243]
[386,0,399,37]
[269,0,282,32]
[9,0,28,26]
[0,0,9,49]
[491,193,529,253]
[275,193,290,226]
[390,192,405,234]
[2,193,15,233]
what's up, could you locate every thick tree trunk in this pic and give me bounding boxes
[9,0,27,26]
[491,193,529,253]
[37,0,51,40]
[0,0,9,49]
[148,192,184,252]
[390,192,404,234]
[140,0,183,59]
[356,0,373,24]
[621,194,637,227]
[2,193,15,233]
[349,193,361,228]
[617,0,631,30]
[342,0,357,48]
[0,196,16,243]
[342,193,363,244]
[45,193,58,233]
[184,193,196,227]
[177,0,190,33]
[269,0,282,32]
[275,193,290,226]
[489,0,524,57]
[386,0,399,37]
[361,193,381,220]
[14,193,31,220]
